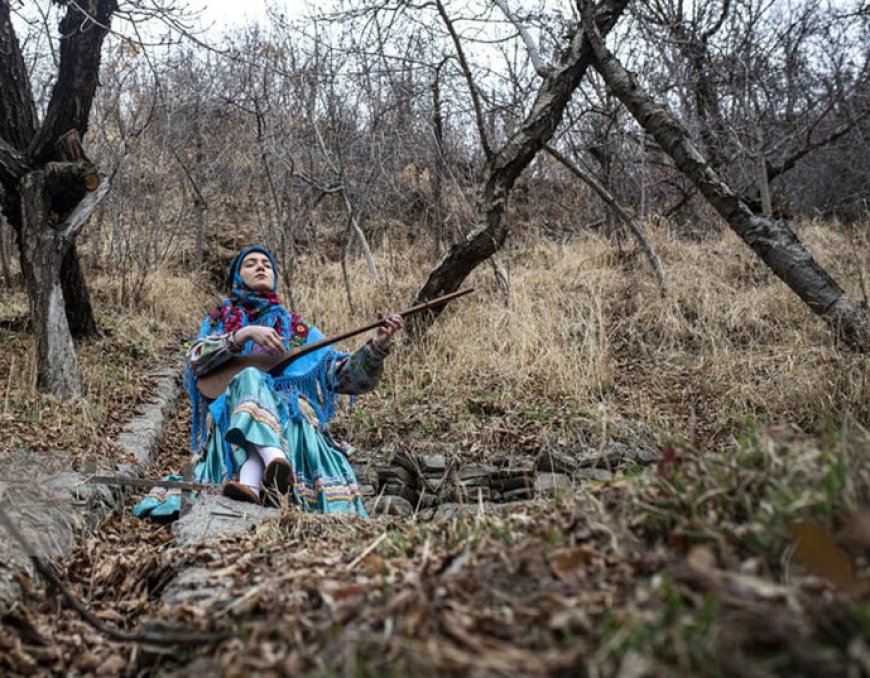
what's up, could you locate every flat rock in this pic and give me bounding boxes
[381,480,418,504]
[419,454,446,473]
[376,464,414,486]
[421,475,446,492]
[441,484,492,502]
[576,468,614,481]
[161,568,232,608]
[458,463,497,483]
[417,502,498,521]
[634,448,659,464]
[350,464,378,488]
[172,494,278,546]
[536,450,584,474]
[357,484,377,498]
[415,491,439,508]
[502,487,533,501]
[369,495,413,518]
[489,469,533,491]
[533,472,573,497]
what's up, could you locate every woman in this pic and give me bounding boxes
[144,246,401,518]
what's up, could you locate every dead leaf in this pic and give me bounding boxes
[687,544,716,570]
[792,520,857,592]
[96,654,128,674]
[549,545,594,581]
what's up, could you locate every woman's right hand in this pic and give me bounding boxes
[234,326,285,355]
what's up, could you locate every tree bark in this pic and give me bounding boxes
[583,9,870,350]
[429,60,447,263]
[61,242,99,339]
[410,0,630,332]
[0,1,38,151]
[19,171,81,400]
[28,1,119,164]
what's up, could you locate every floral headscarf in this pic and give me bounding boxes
[187,246,343,456]
[205,246,308,346]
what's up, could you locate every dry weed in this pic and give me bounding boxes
[276,221,868,442]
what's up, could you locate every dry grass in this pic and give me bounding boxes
[1,220,868,676]
[275,220,868,447]
[0,219,864,467]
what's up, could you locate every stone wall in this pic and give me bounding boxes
[353,441,658,519]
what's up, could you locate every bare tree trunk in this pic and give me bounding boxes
[429,61,447,264]
[19,171,108,400]
[583,8,870,350]
[61,242,99,339]
[754,125,772,217]
[0,214,13,288]
[193,128,206,271]
[410,0,630,332]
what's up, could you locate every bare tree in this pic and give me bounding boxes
[0,0,119,400]
[580,0,870,350]
[408,0,631,331]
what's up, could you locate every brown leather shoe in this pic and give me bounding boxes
[222,481,261,505]
[263,457,292,497]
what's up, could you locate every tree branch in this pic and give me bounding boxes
[0,0,38,149]
[28,0,119,164]
[433,0,492,158]
[765,107,870,183]
[60,175,110,240]
[492,0,551,77]
[701,0,732,42]
[545,144,666,297]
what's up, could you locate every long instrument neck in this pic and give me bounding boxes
[267,288,474,375]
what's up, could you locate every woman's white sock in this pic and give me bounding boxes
[239,455,264,495]
[257,445,285,467]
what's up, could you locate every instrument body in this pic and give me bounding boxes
[194,288,473,400]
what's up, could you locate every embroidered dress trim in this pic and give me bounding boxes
[232,396,281,435]
[294,472,364,508]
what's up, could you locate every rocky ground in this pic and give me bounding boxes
[1,364,867,676]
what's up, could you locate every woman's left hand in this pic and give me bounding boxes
[374,313,404,348]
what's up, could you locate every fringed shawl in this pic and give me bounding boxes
[185,246,345,458]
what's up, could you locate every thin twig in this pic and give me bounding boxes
[347,531,388,570]
[0,503,233,645]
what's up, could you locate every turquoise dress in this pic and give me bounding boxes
[186,332,386,516]
[185,329,388,516]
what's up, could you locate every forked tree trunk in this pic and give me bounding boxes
[410,0,630,332]
[582,9,870,350]
[19,171,80,400]
[0,0,118,399]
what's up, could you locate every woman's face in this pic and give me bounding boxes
[238,251,275,292]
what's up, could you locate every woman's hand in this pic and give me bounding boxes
[234,325,285,355]
[373,313,404,349]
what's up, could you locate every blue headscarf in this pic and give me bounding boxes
[185,246,344,458]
